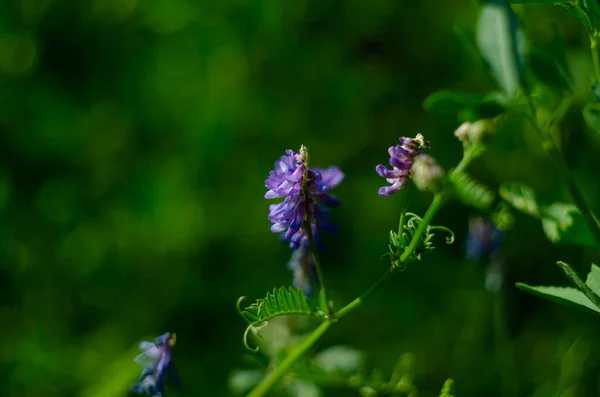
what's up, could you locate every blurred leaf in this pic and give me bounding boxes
[515,284,600,314]
[451,172,495,211]
[555,3,594,35]
[423,90,505,121]
[314,346,364,375]
[540,203,578,243]
[583,103,600,133]
[585,263,600,296]
[541,204,600,249]
[528,47,572,93]
[477,0,525,100]
[499,183,541,217]
[229,370,264,395]
[285,380,322,397]
[500,184,600,248]
[439,379,455,397]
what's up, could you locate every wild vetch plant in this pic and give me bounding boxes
[129,1,600,396]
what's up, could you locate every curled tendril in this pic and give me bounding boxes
[428,225,455,244]
[236,296,251,325]
[243,324,260,353]
[386,213,455,265]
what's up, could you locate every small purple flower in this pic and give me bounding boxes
[266,146,343,249]
[287,246,318,296]
[376,134,429,196]
[132,333,181,397]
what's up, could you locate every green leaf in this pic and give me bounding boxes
[528,46,572,93]
[239,287,324,326]
[477,0,525,100]
[439,379,455,397]
[515,283,600,314]
[541,204,600,249]
[583,103,600,133]
[499,183,541,217]
[451,172,495,211]
[555,3,594,35]
[423,90,506,121]
[585,263,600,296]
[540,202,578,243]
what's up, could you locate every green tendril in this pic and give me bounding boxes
[243,324,261,353]
[428,225,455,244]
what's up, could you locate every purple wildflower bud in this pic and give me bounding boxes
[287,246,318,296]
[266,146,344,249]
[132,333,181,397]
[411,154,445,192]
[466,217,503,262]
[376,134,429,196]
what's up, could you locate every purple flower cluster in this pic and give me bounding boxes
[265,146,344,249]
[132,333,181,397]
[376,134,429,196]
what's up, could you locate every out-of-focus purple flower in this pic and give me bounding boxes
[287,246,318,296]
[132,333,181,397]
[266,146,344,249]
[376,134,428,196]
[466,217,503,262]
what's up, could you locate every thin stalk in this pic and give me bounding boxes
[524,94,600,246]
[246,320,332,397]
[305,218,333,317]
[397,184,413,240]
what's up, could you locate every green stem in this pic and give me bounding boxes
[524,94,600,246]
[246,320,333,397]
[305,218,333,317]
[334,267,396,319]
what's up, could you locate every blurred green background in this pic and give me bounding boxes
[2,0,600,396]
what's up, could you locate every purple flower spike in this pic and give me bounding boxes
[376,134,428,196]
[266,146,343,249]
[132,332,181,397]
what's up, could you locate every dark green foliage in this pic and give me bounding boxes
[555,3,594,34]
[528,45,572,93]
[583,102,600,132]
[423,90,506,121]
